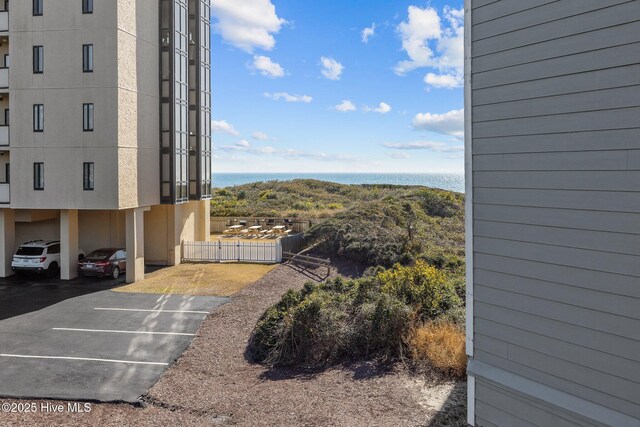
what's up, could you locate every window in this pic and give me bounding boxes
[82,0,93,14]
[83,162,94,191]
[82,44,93,72]
[33,163,44,190]
[33,104,44,132]
[33,46,43,74]
[33,0,43,16]
[4,163,8,183]
[83,103,94,131]
[47,244,60,255]
[4,109,8,126]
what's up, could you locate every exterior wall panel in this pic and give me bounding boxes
[468,1,640,425]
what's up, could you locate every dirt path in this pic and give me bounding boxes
[0,264,465,427]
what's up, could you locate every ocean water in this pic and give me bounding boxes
[213,173,465,193]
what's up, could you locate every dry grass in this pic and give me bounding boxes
[407,321,467,378]
[114,263,277,296]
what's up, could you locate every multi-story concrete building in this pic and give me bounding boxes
[466,1,640,425]
[0,0,212,283]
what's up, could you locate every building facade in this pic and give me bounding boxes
[0,0,212,282]
[466,1,640,426]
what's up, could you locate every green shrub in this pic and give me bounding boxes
[248,263,462,367]
[377,261,461,321]
[248,277,413,366]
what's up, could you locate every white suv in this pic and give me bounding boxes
[11,240,84,277]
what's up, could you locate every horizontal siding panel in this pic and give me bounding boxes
[476,321,640,382]
[474,188,640,213]
[474,204,640,235]
[474,20,640,73]
[475,350,640,418]
[473,43,640,89]
[475,285,640,341]
[473,151,630,171]
[473,86,640,122]
[475,400,539,427]
[473,0,559,25]
[476,339,639,408]
[473,64,640,106]
[475,268,640,319]
[475,301,640,363]
[475,220,640,257]
[475,253,640,299]
[472,129,640,155]
[472,0,501,9]
[473,107,640,138]
[475,236,640,277]
[475,416,500,427]
[474,171,640,192]
[473,1,640,56]
[472,0,630,40]
[476,380,603,427]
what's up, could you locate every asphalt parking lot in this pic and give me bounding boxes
[0,274,229,403]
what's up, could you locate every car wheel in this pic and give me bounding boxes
[47,262,59,278]
[111,266,120,280]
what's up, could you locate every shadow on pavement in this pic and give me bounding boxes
[0,266,161,321]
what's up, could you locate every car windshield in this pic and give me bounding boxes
[16,247,44,256]
[85,250,113,261]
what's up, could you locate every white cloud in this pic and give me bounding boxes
[251,55,285,78]
[334,100,356,112]
[284,150,356,162]
[385,141,463,152]
[220,139,252,152]
[362,23,376,43]
[395,5,464,89]
[211,0,286,53]
[390,152,410,159]
[424,72,462,89]
[253,146,276,154]
[264,92,313,103]
[365,102,392,114]
[320,57,344,80]
[412,108,464,139]
[212,120,240,136]
[252,131,271,141]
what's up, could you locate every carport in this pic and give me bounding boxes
[0,276,228,402]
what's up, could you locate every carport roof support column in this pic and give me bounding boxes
[60,209,79,280]
[0,209,15,277]
[126,207,147,283]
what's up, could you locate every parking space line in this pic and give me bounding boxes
[94,307,209,314]
[52,327,195,336]
[0,353,169,366]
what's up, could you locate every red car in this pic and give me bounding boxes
[78,248,127,279]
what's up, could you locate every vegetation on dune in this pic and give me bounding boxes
[220,179,467,377]
[248,262,465,377]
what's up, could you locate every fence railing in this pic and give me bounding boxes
[281,232,304,254]
[283,251,331,277]
[183,240,282,263]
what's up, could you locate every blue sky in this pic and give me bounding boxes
[211,0,464,173]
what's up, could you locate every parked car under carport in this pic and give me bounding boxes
[78,248,127,279]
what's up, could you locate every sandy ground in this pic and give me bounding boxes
[114,263,277,296]
[0,263,466,427]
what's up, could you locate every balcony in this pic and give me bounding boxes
[0,126,8,146]
[0,183,9,204]
[0,12,6,33]
[0,68,7,89]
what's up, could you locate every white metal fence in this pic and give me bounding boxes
[183,240,283,263]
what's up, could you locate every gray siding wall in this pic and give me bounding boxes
[469,1,640,425]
